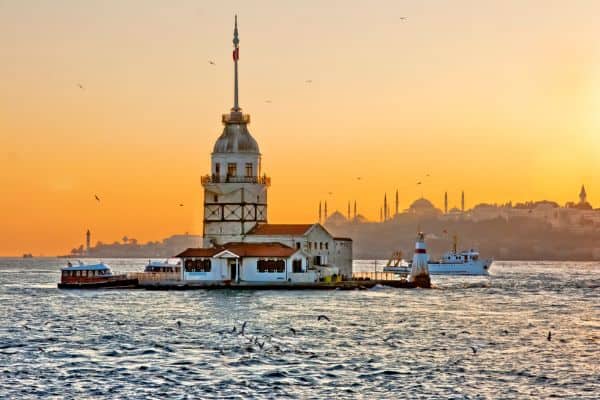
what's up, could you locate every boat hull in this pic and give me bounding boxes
[57,278,138,289]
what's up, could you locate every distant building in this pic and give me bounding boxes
[407,198,443,217]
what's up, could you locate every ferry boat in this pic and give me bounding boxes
[383,236,492,276]
[58,261,137,289]
[144,259,181,273]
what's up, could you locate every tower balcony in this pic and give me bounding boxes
[201,174,271,186]
[222,112,250,124]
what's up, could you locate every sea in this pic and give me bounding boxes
[0,259,598,399]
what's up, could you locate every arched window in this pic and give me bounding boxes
[276,260,285,273]
[267,260,276,273]
[257,260,267,273]
[203,259,212,272]
[185,259,194,272]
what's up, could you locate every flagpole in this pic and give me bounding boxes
[233,15,240,111]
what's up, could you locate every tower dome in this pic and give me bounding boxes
[213,118,260,154]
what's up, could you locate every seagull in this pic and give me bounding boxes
[257,341,265,349]
[328,192,333,195]
[94,194,100,202]
[305,79,313,83]
[240,321,247,336]
[399,17,408,21]
[208,60,216,65]
[356,177,362,180]
[231,325,237,334]
[470,346,477,354]
[317,315,330,322]
[179,204,184,207]
[547,331,552,341]
[77,83,84,90]
[265,100,272,103]
[416,182,422,185]
[176,321,182,328]
[289,327,297,335]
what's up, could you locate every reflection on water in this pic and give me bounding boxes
[1,259,598,399]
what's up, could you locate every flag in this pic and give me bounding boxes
[233,47,239,61]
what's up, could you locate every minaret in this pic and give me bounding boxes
[353,200,357,220]
[395,189,399,216]
[383,194,388,221]
[380,207,383,222]
[202,16,270,246]
[86,229,91,255]
[319,201,322,223]
[444,191,448,214]
[347,201,351,220]
[324,201,328,221]
[579,185,587,204]
[461,191,465,212]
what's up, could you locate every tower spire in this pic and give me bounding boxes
[232,15,240,111]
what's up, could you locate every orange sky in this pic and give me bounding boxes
[1,0,599,256]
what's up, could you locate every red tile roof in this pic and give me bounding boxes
[176,242,298,258]
[247,224,314,236]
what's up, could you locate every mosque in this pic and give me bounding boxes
[177,17,353,284]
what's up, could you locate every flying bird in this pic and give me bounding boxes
[94,194,100,202]
[265,100,272,103]
[176,321,182,328]
[305,79,313,83]
[208,60,216,65]
[317,315,330,322]
[240,321,248,336]
[470,346,477,354]
[399,17,408,20]
[289,327,297,335]
[77,83,84,90]
[356,177,362,180]
[416,182,422,185]
[179,204,184,207]
[547,331,552,341]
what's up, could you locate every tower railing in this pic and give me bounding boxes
[201,174,271,186]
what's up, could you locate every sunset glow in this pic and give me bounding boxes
[1,0,599,255]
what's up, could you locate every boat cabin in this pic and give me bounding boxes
[144,260,181,273]
[61,262,113,279]
[441,250,480,264]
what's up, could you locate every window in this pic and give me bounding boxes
[296,242,301,250]
[292,259,303,273]
[215,163,220,175]
[227,163,237,177]
[213,195,218,202]
[185,259,211,272]
[325,242,329,250]
[276,260,285,273]
[245,163,253,177]
[313,255,322,266]
[320,242,323,250]
[257,260,267,273]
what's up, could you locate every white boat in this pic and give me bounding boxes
[144,259,181,273]
[383,236,492,276]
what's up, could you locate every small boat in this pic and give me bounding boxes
[144,259,181,273]
[22,253,33,258]
[58,261,138,289]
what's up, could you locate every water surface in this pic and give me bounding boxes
[1,259,598,399]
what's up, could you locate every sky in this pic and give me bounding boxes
[1,0,599,256]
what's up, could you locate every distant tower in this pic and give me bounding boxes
[579,185,587,204]
[319,201,322,223]
[324,201,328,221]
[202,16,270,246]
[380,207,383,222]
[395,189,399,216]
[347,201,351,220]
[383,194,388,221]
[353,200,357,220]
[86,229,91,255]
[444,191,448,214]
[461,190,465,212]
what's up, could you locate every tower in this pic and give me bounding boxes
[444,191,448,214]
[579,185,587,204]
[353,200,357,220]
[347,201,351,220]
[324,201,328,221]
[395,189,399,216]
[461,190,465,212]
[202,16,270,246]
[86,229,91,255]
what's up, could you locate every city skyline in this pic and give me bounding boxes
[1,1,599,255]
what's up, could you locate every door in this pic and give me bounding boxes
[230,261,237,281]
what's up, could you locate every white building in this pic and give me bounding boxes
[179,17,353,285]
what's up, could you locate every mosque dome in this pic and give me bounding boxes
[408,198,442,215]
[213,121,260,154]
